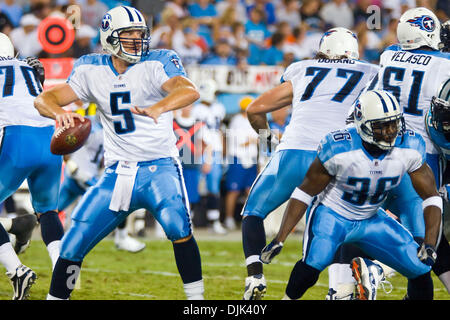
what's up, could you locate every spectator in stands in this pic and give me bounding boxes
[216,0,247,24]
[378,17,399,49]
[187,0,217,47]
[9,13,42,58]
[72,24,97,58]
[246,0,277,27]
[224,96,259,230]
[230,21,248,51]
[245,7,271,65]
[299,0,325,32]
[320,0,354,29]
[276,0,301,29]
[29,0,52,20]
[261,32,285,66]
[173,26,204,65]
[150,7,182,49]
[165,0,188,19]
[0,11,13,34]
[82,0,108,29]
[200,38,237,65]
[0,0,23,27]
[282,23,320,60]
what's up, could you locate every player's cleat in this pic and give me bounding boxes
[243,273,267,300]
[115,234,146,253]
[6,264,37,300]
[10,214,37,254]
[351,257,392,300]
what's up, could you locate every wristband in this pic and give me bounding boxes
[290,187,313,206]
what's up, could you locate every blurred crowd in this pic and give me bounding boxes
[0,0,448,65]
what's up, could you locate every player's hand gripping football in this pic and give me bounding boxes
[260,239,283,264]
[55,112,86,129]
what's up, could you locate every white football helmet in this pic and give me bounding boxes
[198,80,218,104]
[354,90,405,150]
[397,7,441,50]
[100,6,151,63]
[318,27,359,60]
[0,32,14,58]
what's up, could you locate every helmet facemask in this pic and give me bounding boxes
[107,26,151,63]
[361,115,405,150]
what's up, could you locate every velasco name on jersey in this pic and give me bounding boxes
[390,51,432,65]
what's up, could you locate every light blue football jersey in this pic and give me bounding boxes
[67,50,187,167]
[317,127,426,220]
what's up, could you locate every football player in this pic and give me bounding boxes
[240,27,380,300]
[331,7,450,298]
[261,90,442,300]
[34,6,204,300]
[58,114,146,253]
[426,78,450,293]
[0,32,66,299]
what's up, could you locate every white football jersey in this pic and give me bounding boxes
[371,45,450,154]
[278,58,379,151]
[0,57,53,128]
[67,120,104,180]
[192,101,226,152]
[67,50,187,167]
[317,127,425,220]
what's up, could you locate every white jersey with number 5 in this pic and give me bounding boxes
[371,45,450,154]
[67,50,186,167]
[278,58,379,151]
[317,127,425,220]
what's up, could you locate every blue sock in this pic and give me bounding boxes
[285,260,320,299]
[172,236,202,284]
[49,257,82,299]
[39,211,64,246]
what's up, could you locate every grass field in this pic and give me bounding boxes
[0,230,448,301]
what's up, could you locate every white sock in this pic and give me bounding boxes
[328,263,340,290]
[46,240,61,270]
[207,209,220,221]
[338,263,355,285]
[184,279,204,300]
[116,227,128,240]
[0,218,12,232]
[438,270,450,294]
[0,242,21,274]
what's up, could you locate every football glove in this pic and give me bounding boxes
[438,184,450,202]
[417,243,437,266]
[25,57,45,85]
[260,239,283,264]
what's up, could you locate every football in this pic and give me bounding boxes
[50,117,92,155]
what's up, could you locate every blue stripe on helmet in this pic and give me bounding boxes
[122,6,134,22]
[373,91,389,113]
[385,92,397,111]
[134,9,143,22]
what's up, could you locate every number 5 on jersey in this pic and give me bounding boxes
[110,91,135,134]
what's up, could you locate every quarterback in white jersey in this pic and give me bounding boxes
[261,90,442,300]
[34,6,204,300]
[240,27,379,300]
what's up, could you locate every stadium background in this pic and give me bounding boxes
[0,0,449,300]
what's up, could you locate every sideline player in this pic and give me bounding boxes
[0,32,66,299]
[34,6,204,300]
[261,90,442,300]
[240,27,379,299]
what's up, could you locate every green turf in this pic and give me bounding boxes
[0,237,448,300]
